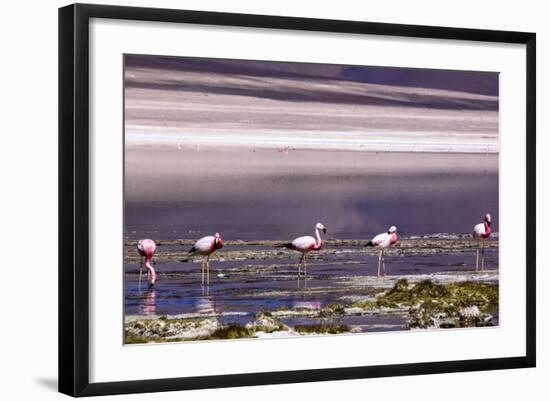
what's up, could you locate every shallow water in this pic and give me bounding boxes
[124,240,499,331]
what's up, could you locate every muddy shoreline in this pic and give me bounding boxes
[124,237,499,263]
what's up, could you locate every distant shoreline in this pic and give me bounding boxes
[124,146,499,180]
[125,141,499,155]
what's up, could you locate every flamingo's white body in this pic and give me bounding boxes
[473,214,491,271]
[279,222,326,279]
[365,226,398,276]
[188,233,223,285]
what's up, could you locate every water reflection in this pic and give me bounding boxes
[293,300,322,310]
[140,289,156,316]
[126,149,498,241]
[195,292,215,315]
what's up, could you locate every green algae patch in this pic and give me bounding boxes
[125,312,293,343]
[407,281,498,329]
[294,324,350,334]
[246,312,290,333]
[205,324,255,340]
[446,281,499,312]
[348,279,498,330]
[125,331,201,344]
[318,303,346,317]
[125,332,155,344]
[375,279,498,310]
[294,306,315,312]
[272,306,290,312]
[377,279,448,307]
[350,300,379,310]
[125,316,221,344]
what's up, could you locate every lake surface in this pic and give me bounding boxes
[125,147,498,240]
[124,148,499,331]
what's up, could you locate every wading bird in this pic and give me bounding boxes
[278,222,327,279]
[188,232,224,285]
[365,226,398,277]
[473,213,491,271]
[137,239,157,289]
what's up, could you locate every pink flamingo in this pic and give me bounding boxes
[188,233,224,285]
[278,222,326,278]
[365,226,398,277]
[473,213,491,271]
[137,239,157,288]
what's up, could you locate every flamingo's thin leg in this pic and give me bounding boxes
[303,253,307,278]
[377,251,382,277]
[138,258,143,291]
[382,252,386,276]
[206,255,211,286]
[481,241,485,271]
[475,244,479,272]
[201,259,205,285]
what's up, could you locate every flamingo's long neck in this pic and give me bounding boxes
[313,228,323,250]
[144,257,157,284]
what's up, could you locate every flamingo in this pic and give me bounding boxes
[188,232,224,285]
[137,239,157,288]
[473,213,491,272]
[278,222,326,279]
[365,226,398,277]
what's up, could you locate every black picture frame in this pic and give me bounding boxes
[59,3,536,397]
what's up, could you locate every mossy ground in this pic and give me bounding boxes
[125,279,498,343]
[294,324,350,334]
[125,332,193,344]
[350,279,497,311]
[125,312,288,343]
[394,279,496,309]
[368,279,498,329]
[204,324,255,340]
[125,322,255,343]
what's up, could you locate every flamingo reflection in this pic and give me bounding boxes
[141,289,156,316]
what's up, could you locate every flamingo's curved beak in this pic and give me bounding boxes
[322,228,327,234]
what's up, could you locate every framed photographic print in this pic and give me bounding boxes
[58,3,536,397]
